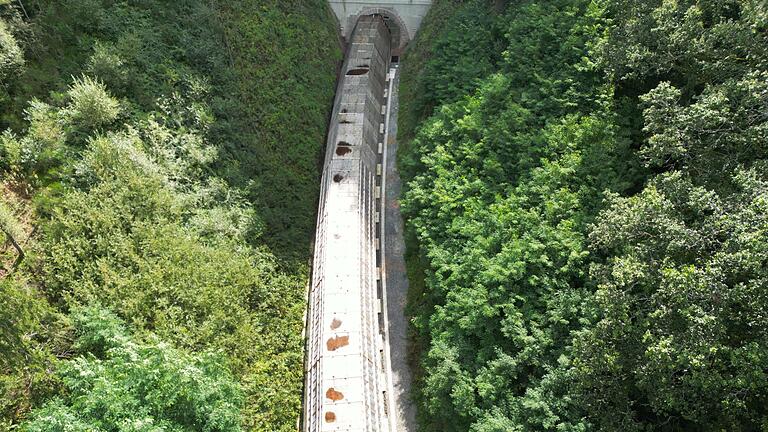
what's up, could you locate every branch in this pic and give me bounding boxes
[1,226,24,269]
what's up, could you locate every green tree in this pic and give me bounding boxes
[575,170,768,430]
[400,0,768,430]
[23,306,243,432]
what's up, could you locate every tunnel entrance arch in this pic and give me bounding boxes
[350,8,409,54]
[327,0,432,56]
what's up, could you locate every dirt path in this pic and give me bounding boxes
[384,66,417,432]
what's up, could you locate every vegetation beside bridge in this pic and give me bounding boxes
[0,0,340,430]
[400,0,768,430]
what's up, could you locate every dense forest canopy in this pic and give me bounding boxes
[0,0,340,430]
[400,0,768,430]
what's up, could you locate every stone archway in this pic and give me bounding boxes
[349,7,410,54]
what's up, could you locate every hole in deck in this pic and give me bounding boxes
[346,68,369,76]
[336,142,352,156]
[391,56,399,63]
[333,174,344,183]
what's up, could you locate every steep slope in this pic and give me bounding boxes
[399,0,768,430]
[0,1,340,430]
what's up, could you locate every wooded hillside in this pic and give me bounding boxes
[400,0,768,430]
[0,1,340,430]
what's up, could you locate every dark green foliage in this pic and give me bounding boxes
[401,0,768,430]
[598,0,768,97]
[210,1,341,260]
[0,275,64,428]
[575,170,768,430]
[398,0,499,146]
[567,2,768,429]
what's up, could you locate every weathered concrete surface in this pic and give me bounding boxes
[303,16,392,432]
[328,1,432,53]
[384,67,417,431]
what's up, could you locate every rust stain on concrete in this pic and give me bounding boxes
[326,335,349,351]
[326,387,344,401]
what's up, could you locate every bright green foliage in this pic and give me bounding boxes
[23,306,243,432]
[0,0,340,429]
[3,0,340,261]
[0,77,305,429]
[0,19,22,82]
[401,1,638,430]
[65,76,120,130]
[38,124,306,428]
[402,0,768,430]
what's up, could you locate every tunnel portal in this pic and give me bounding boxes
[327,1,432,54]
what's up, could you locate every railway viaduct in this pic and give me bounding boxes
[302,6,429,432]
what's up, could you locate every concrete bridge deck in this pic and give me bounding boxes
[303,9,424,432]
[303,15,394,432]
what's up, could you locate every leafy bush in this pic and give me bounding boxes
[14,78,305,429]
[65,76,120,130]
[0,0,340,422]
[23,306,244,432]
[0,19,23,82]
[0,274,63,428]
[2,0,341,262]
[86,41,128,90]
[0,0,340,426]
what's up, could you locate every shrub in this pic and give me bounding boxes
[0,20,23,82]
[65,76,120,130]
[86,42,128,91]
